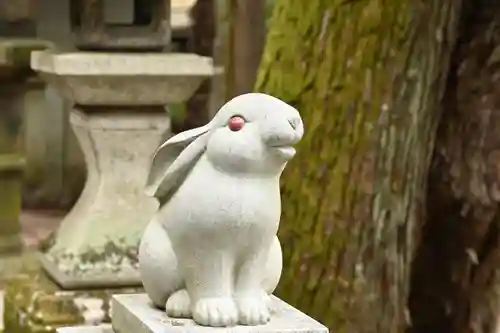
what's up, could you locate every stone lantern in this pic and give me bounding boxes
[4,1,217,332]
[70,0,171,51]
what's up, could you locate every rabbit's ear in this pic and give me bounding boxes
[145,123,211,200]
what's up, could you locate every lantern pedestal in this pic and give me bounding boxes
[30,50,215,289]
[38,108,169,288]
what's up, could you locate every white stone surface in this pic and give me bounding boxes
[57,324,114,333]
[32,51,215,76]
[139,94,305,327]
[40,109,170,288]
[31,50,219,105]
[112,293,328,333]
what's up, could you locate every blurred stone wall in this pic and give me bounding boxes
[0,0,34,22]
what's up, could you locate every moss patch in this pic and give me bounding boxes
[44,240,139,277]
[3,259,142,333]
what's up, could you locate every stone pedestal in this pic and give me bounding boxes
[39,108,169,288]
[30,49,215,289]
[0,39,50,255]
[56,294,329,333]
[40,106,168,288]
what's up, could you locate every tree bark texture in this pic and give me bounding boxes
[255,1,460,332]
[410,1,500,333]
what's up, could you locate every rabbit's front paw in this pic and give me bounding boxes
[166,289,191,318]
[236,293,271,325]
[192,297,238,327]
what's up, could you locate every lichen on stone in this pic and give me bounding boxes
[45,239,140,276]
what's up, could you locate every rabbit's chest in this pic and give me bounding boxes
[166,171,281,236]
[196,181,277,227]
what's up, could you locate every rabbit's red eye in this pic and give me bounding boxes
[228,116,245,132]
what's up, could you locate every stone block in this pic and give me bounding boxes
[57,324,113,333]
[31,50,218,106]
[111,294,329,333]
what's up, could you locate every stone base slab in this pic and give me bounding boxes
[37,252,141,289]
[57,324,114,333]
[3,263,143,333]
[57,325,113,333]
[111,294,329,333]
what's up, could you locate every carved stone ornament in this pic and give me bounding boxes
[138,93,304,327]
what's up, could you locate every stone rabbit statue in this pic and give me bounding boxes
[139,93,304,327]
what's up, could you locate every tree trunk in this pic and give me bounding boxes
[207,0,228,118]
[255,1,461,332]
[209,0,267,118]
[410,1,500,333]
[227,0,266,98]
[177,0,216,132]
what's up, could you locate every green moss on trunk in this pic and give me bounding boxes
[255,1,461,332]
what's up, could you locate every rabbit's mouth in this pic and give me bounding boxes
[271,146,296,159]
